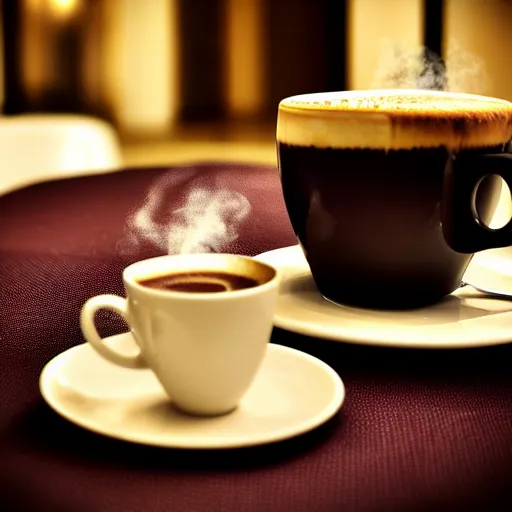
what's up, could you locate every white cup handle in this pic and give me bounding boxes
[80,294,147,369]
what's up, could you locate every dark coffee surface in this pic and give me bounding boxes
[138,271,259,293]
[2,164,512,511]
[279,142,506,308]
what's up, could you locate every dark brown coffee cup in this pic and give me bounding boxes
[277,89,512,309]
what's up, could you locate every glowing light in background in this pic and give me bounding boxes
[103,0,178,135]
[49,0,81,19]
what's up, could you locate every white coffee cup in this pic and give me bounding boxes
[80,254,280,416]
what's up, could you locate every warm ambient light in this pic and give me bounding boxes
[49,0,80,18]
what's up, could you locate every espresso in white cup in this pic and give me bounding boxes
[80,254,280,416]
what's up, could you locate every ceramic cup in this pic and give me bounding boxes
[80,254,280,416]
[277,89,512,309]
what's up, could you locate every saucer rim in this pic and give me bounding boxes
[40,336,345,449]
[254,245,512,349]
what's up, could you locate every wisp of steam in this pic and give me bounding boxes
[371,39,489,94]
[118,170,251,257]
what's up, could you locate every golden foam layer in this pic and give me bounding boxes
[277,90,512,150]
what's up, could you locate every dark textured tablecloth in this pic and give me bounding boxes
[1,163,512,512]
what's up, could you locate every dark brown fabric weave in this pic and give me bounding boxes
[1,164,512,512]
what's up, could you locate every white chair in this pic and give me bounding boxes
[0,114,123,195]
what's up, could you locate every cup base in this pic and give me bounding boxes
[171,402,238,418]
[319,289,448,311]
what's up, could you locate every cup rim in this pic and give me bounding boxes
[122,253,280,301]
[278,89,512,112]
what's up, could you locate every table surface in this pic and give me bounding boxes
[1,164,512,512]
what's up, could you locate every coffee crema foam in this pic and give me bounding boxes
[277,90,512,150]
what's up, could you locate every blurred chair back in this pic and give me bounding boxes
[0,114,122,195]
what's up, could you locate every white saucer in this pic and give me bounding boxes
[40,333,345,449]
[254,245,512,349]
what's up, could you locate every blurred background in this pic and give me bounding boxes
[1,0,512,168]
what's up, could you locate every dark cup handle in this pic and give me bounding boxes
[443,153,512,253]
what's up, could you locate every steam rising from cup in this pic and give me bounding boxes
[371,39,489,94]
[118,171,251,258]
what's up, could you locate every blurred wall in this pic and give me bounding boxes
[0,6,3,111]
[347,0,423,90]
[225,0,265,120]
[102,0,178,135]
[444,0,512,101]
[1,0,512,137]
